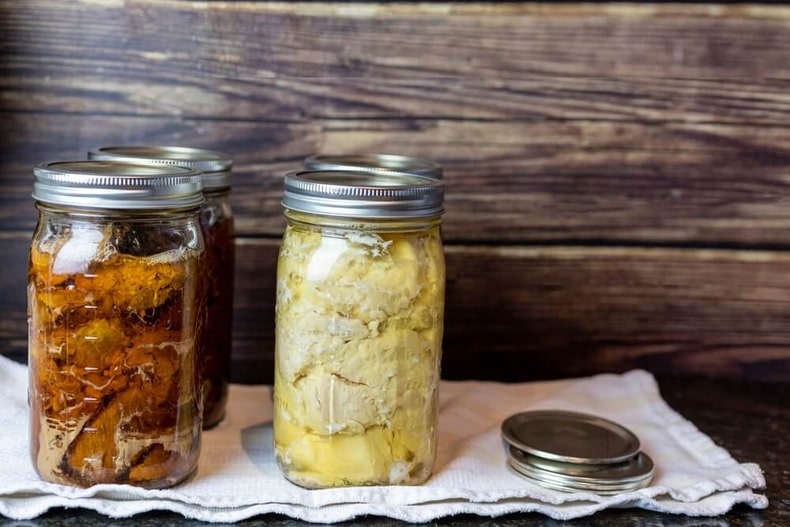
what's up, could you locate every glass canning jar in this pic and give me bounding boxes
[273,170,446,488]
[88,146,235,429]
[28,161,205,488]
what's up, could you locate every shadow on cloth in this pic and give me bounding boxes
[240,420,274,471]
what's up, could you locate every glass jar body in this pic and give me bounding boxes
[27,204,204,488]
[273,211,445,488]
[198,189,235,428]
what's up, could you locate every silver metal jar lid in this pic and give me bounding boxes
[509,446,653,483]
[33,160,205,210]
[501,410,641,465]
[507,446,654,494]
[501,410,653,494]
[88,145,233,190]
[282,170,444,219]
[304,153,443,179]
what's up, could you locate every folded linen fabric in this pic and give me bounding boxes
[0,354,767,523]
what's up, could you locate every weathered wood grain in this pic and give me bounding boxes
[4,68,790,125]
[3,236,788,383]
[3,3,790,84]
[4,114,790,246]
[2,2,790,382]
[2,3,790,123]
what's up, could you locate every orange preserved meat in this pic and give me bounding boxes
[28,221,201,488]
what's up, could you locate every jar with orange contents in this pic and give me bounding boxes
[28,161,205,488]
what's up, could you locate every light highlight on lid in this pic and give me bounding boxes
[282,170,444,219]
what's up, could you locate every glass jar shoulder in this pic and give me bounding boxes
[32,208,204,259]
[278,215,443,277]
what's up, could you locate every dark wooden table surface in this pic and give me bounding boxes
[3,375,786,527]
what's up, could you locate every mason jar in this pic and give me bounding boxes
[28,161,205,488]
[304,153,443,179]
[273,170,446,488]
[88,146,235,429]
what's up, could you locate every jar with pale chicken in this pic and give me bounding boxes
[273,170,445,488]
[28,161,205,488]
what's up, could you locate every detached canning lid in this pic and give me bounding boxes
[88,145,233,190]
[501,410,641,465]
[304,153,443,179]
[501,410,654,494]
[33,160,204,210]
[283,170,444,219]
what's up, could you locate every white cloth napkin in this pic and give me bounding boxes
[0,354,767,523]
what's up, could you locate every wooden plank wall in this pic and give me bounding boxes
[1,2,789,383]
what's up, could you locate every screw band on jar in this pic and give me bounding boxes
[89,145,233,190]
[283,170,444,219]
[33,161,205,210]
